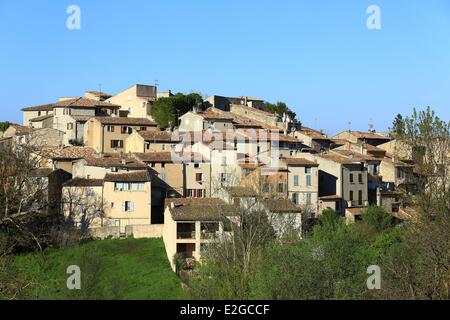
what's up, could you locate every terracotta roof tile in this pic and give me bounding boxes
[22,103,55,112]
[138,130,180,142]
[262,199,301,213]
[38,146,96,160]
[54,97,120,109]
[283,157,319,166]
[166,198,239,221]
[63,178,104,187]
[104,170,150,182]
[92,117,156,126]
[29,114,53,122]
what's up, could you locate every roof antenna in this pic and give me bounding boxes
[347,121,352,132]
[368,119,375,133]
[154,79,159,87]
[98,84,102,93]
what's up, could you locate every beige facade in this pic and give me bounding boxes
[106,84,157,119]
[304,152,369,214]
[84,117,157,153]
[125,130,179,153]
[285,158,319,214]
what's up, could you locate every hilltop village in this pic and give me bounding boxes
[0,84,418,270]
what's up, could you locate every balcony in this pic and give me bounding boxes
[177,231,196,240]
[177,223,196,240]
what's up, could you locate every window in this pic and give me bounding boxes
[67,123,74,130]
[262,183,270,193]
[111,167,118,172]
[38,111,41,116]
[349,173,354,183]
[277,183,284,193]
[349,191,354,201]
[115,183,144,191]
[196,189,204,198]
[194,163,200,169]
[306,175,312,186]
[306,193,312,205]
[305,167,312,174]
[111,140,124,148]
[358,173,363,184]
[122,201,134,212]
[121,126,132,134]
[140,127,147,131]
[111,202,115,209]
[107,125,115,132]
[220,173,227,182]
[293,175,299,187]
[162,144,167,151]
[196,173,203,183]
[292,193,299,204]
[146,143,150,150]
[358,190,363,206]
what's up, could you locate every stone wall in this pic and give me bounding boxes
[126,224,163,239]
[89,226,121,239]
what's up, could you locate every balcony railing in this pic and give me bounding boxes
[177,231,196,240]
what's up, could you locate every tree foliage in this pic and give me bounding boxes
[150,93,203,129]
[262,101,297,121]
[0,122,10,133]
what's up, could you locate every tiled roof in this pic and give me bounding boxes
[199,108,234,121]
[92,117,156,126]
[84,154,147,169]
[134,152,173,163]
[225,186,258,197]
[53,97,120,109]
[10,124,35,133]
[63,178,104,187]
[231,113,280,130]
[38,146,96,160]
[319,152,360,165]
[351,131,391,140]
[261,199,301,213]
[283,157,319,166]
[104,170,151,182]
[166,198,239,221]
[297,127,329,140]
[29,114,53,122]
[231,104,276,117]
[22,103,55,112]
[333,150,380,162]
[138,130,180,142]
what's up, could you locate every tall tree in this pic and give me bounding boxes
[150,92,203,129]
[262,102,297,121]
[390,113,405,137]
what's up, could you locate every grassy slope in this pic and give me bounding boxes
[13,238,184,300]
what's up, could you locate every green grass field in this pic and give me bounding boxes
[13,238,184,300]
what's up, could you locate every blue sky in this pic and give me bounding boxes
[0,0,449,135]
